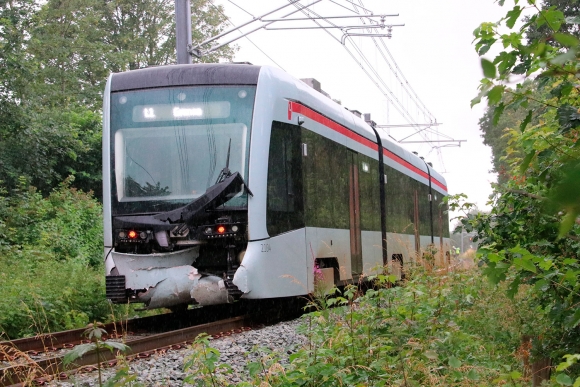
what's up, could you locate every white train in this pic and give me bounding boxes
[103,63,450,309]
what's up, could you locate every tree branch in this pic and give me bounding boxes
[504,89,559,109]
[506,189,546,200]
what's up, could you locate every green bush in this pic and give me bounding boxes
[0,178,110,339]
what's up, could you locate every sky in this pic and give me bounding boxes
[208,0,508,221]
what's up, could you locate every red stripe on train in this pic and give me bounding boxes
[288,101,448,192]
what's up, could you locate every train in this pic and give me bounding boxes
[103,63,450,309]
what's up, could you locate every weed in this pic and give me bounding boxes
[63,322,130,387]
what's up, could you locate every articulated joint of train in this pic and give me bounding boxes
[106,171,251,309]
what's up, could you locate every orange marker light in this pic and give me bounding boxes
[217,226,226,234]
[128,230,138,239]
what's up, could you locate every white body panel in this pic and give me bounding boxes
[305,227,352,287]
[233,228,307,298]
[361,230,383,275]
[103,76,113,248]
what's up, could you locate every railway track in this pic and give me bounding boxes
[0,298,304,386]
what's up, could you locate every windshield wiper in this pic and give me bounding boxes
[214,138,232,184]
[154,171,252,223]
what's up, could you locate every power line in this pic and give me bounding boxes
[208,0,287,70]
[284,1,435,145]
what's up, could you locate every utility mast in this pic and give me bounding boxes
[175,0,192,64]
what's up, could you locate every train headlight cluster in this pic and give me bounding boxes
[202,223,243,239]
[117,229,149,243]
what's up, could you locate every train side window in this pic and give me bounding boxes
[266,121,304,236]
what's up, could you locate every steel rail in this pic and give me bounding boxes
[1,316,252,386]
[0,302,245,360]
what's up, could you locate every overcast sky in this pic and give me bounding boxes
[209,0,508,222]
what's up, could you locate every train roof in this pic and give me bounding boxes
[109,63,446,191]
[110,63,262,92]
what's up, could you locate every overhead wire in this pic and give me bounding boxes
[215,0,444,150]
[337,17,434,142]
[285,0,423,133]
[350,0,441,148]
[208,0,287,70]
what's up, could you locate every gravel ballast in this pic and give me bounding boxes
[45,318,307,386]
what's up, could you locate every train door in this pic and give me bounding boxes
[349,151,362,275]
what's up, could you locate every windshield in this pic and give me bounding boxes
[110,86,256,215]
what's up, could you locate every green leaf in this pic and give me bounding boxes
[534,279,549,292]
[467,369,480,380]
[448,356,462,368]
[557,104,580,133]
[564,309,580,329]
[507,276,521,298]
[493,103,505,125]
[553,33,580,48]
[247,362,261,377]
[514,257,537,273]
[63,343,96,365]
[103,341,129,352]
[481,58,497,78]
[537,9,565,31]
[557,354,580,371]
[479,44,492,55]
[566,16,580,25]
[559,211,579,239]
[506,6,522,29]
[487,85,504,105]
[551,48,577,65]
[425,350,438,360]
[557,373,573,386]
[520,110,533,132]
[520,151,535,174]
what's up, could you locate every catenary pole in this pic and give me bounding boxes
[175,0,192,64]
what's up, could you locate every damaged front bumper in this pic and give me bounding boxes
[106,247,233,308]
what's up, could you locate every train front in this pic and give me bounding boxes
[102,64,258,309]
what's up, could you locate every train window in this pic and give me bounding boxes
[302,129,349,229]
[110,85,256,215]
[266,122,304,236]
[385,167,416,234]
[358,153,381,231]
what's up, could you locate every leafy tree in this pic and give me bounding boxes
[478,80,551,183]
[467,0,580,370]
[102,0,235,71]
[0,0,235,196]
[525,0,580,45]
